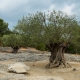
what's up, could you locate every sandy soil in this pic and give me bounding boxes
[0,60,80,80]
[21,61,80,80]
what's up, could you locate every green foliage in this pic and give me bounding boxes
[36,43,46,51]
[0,18,12,46]
[0,18,12,37]
[0,37,1,42]
[2,34,23,47]
[14,14,45,47]
[66,44,76,54]
[13,10,80,52]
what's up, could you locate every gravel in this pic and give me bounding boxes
[0,47,12,52]
[0,47,80,62]
[64,54,80,62]
[0,52,80,62]
[0,52,49,62]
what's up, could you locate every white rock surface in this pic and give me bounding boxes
[7,62,30,73]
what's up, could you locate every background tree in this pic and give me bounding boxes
[0,18,11,36]
[14,10,80,68]
[64,23,80,54]
[2,34,22,53]
[0,18,12,46]
[14,14,45,50]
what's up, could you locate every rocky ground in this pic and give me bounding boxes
[0,47,80,80]
[0,47,80,62]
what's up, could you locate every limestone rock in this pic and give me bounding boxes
[7,62,30,74]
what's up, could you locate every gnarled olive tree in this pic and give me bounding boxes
[14,10,79,68]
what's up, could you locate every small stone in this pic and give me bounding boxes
[73,68,76,71]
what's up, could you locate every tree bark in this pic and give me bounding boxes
[45,42,71,68]
[11,46,21,53]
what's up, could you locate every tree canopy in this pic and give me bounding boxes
[2,34,22,53]
[14,10,80,50]
[2,34,22,46]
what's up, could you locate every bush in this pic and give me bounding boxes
[36,43,46,51]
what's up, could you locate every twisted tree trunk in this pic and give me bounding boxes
[45,41,71,68]
[11,46,21,53]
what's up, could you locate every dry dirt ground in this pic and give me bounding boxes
[0,47,80,80]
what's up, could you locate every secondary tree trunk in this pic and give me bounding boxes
[45,41,71,68]
[11,46,21,53]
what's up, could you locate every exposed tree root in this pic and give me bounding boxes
[45,61,71,69]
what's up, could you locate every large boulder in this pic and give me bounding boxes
[7,62,30,74]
